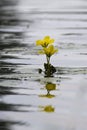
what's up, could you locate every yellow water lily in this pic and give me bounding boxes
[36,36,54,47]
[44,45,58,57]
[38,45,58,57]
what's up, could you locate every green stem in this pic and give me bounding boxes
[46,55,50,65]
[45,55,51,77]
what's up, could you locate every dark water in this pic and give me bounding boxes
[0,0,87,130]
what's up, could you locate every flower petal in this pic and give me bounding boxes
[44,36,50,40]
[44,45,58,57]
[36,40,42,45]
[50,39,55,43]
[52,48,58,55]
[49,45,54,52]
[36,36,55,47]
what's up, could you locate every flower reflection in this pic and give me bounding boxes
[46,82,56,94]
[38,82,57,112]
[39,105,55,113]
[39,82,56,98]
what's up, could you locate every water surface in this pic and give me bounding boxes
[0,0,87,130]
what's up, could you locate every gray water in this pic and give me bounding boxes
[0,0,87,130]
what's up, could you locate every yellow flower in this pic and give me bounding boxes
[44,45,58,57]
[36,36,54,47]
[38,45,58,57]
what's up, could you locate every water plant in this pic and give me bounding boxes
[36,36,58,77]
